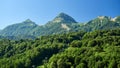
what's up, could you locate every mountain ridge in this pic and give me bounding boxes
[0,13,120,39]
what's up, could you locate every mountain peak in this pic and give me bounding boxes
[24,19,33,22]
[87,16,111,25]
[97,16,111,19]
[52,12,77,23]
[58,12,69,17]
[22,19,36,25]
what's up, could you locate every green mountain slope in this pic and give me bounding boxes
[31,13,78,36]
[0,13,78,38]
[0,19,37,36]
[82,16,120,31]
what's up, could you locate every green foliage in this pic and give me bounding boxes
[0,28,120,68]
[44,29,120,68]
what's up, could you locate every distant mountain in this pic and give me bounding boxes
[81,16,120,31]
[0,13,78,38]
[41,13,77,33]
[0,19,38,36]
[0,13,120,40]
[51,12,77,23]
[30,13,78,36]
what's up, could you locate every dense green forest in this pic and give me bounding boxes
[0,29,120,68]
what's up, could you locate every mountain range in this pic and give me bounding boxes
[0,13,120,39]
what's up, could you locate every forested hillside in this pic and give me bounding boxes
[0,29,120,68]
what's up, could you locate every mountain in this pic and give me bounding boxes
[51,12,77,23]
[0,13,78,38]
[45,12,78,31]
[30,13,78,36]
[79,16,120,31]
[0,19,38,37]
[0,13,120,40]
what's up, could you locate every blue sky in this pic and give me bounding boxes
[0,0,120,29]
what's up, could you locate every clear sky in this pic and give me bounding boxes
[0,0,120,29]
